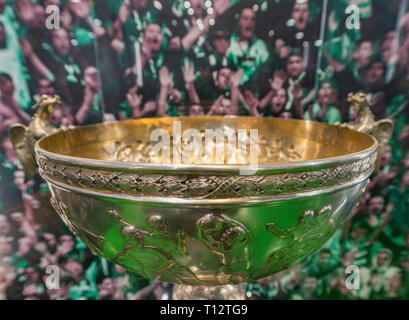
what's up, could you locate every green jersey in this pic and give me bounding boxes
[304,103,342,124]
[227,34,270,85]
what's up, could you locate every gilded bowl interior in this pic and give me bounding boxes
[38,116,375,167]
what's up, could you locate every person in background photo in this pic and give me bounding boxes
[40,28,85,110]
[273,0,320,69]
[227,6,269,85]
[304,80,342,124]
[0,18,32,110]
[75,66,105,125]
[0,73,30,135]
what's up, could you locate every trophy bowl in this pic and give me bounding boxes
[9,94,394,292]
[32,114,380,287]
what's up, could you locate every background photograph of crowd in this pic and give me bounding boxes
[1,0,409,300]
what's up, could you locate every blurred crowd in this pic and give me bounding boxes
[1,0,409,300]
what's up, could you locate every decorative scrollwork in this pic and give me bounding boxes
[37,152,376,200]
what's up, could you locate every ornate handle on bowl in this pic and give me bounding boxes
[338,92,395,173]
[8,95,65,180]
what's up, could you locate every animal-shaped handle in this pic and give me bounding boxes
[342,92,395,173]
[8,95,63,180]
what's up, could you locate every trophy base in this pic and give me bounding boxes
[172,284,246,300]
